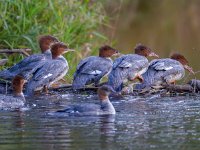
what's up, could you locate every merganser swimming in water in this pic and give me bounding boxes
[72,45,119,90]
[26,42,74,96]
[135,53,194,90]
[108,44,159,92]
[0,75,25,110]
[0,35,59,80]
[56,85,116,116]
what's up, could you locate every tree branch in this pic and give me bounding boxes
[0,49,32,57]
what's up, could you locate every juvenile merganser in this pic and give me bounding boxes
[26,42,73,96]
[72,45,119,90]
[108,44,159,92]
[0,35,59,80]
[56,85,116,115]
[0,75,25,110]
[135,53,194,89]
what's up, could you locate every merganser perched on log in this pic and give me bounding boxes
[72,45,119,90]
[108,44,159,92]
[0,35,59,80]
[135,53,194,90]
[26,42,74,96]
[0,75,25,110]
[56,85,116,116]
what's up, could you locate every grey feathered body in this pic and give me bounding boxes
[26,56,68,96]
[0,50,51,80]
[135,58,185,89]
[108,54,149,92]
[0,94,25,110]
[72,56,113,90]
[57,99,116,116]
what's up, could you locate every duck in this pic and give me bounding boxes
[0,75,25,110]
[108,43,159,92]
[0,35,59,80]
[56,85,116,116]
[72,45,119,90]
[135,53,194,90]
[25,42,74,96]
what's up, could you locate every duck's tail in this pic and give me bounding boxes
[25,81,43,96]
[135,67,156,90]
[72,74,90,90]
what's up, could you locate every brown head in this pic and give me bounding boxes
[38,35,59,53]
[134,43,159,58]
[50,42,74,59]
[170,53,194,74]
[97,85,116,101]
[99,45,119,57]
[12,75,25,97]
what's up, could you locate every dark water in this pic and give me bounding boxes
[1,92,200,150]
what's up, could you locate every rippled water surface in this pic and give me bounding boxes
[1,92,200,150]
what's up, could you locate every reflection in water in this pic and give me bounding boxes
[100,115,116,135]
[0,94,200,149]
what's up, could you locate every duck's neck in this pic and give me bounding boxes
[135,52,147,57]
[43,49,52,58]
[52,55,61,59]
[104,57,112,60]
[100,98,116,114]
[43,49,51,54]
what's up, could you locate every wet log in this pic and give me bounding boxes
[49,84,98,92]
[0,49,32,57]
[163,84,194,93]
[19,79,200,96]
[129,82,197,96]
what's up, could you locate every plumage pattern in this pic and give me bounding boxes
[26,56,68,96]
[108,54,149,92]
[56,100,116,116]
[72,56,113,89]
[0,50,51,80]
[135,58,185,89]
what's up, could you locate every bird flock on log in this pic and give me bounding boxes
[0,35,198,115]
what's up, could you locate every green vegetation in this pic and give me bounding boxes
[0,0,108,82]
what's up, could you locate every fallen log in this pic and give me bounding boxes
[123,79,200,96]
[49,79,200,95]
[0,49,32,57]
[49,84,98,93]
[163,84,194,93]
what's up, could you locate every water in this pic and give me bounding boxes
[1,92,200,150]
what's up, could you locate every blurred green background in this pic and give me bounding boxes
[103,0,200,82]
[1,0,200,82]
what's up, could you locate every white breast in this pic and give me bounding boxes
[43,73,53,79]
[88,70,102,75]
